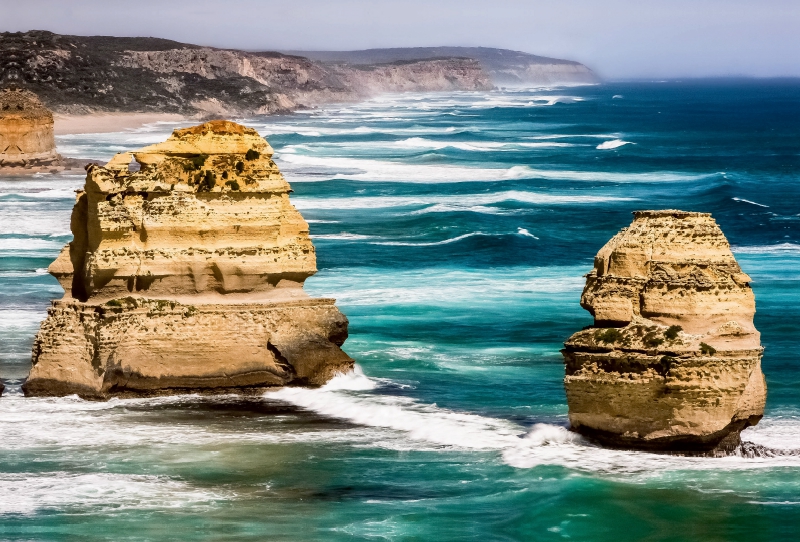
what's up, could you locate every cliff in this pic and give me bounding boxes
[0,87,61,167]
[0,31,491,116]
[562,210,766,453]
[291,47,599,86]
[24,120,353,399]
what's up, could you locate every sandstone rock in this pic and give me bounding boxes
[24,120,353,399]
[0,87,61,168]
[562,210,766,453]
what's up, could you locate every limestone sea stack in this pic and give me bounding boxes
[0,87,61,169]
[24,120,353,398]
[562,210,766,453]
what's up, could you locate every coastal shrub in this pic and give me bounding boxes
[658,355,678,375]
[225,180,240,191]
[594,328,623,344]
[222,171,229,180]
[664,325,683,340]
[643,331,664,348]
[106,299,123,307]
[700,342,717,355]
[245,149,260,161]
[235,161,245,173]
[183,154,208,171]
[200,170,216,191]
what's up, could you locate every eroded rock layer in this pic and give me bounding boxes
[0,87,60,167]
[562,210,766,453]
[25,121,353,398]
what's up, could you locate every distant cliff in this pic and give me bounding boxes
[0,31,596,116]
[289,47,599,86]
[0,31,490,115]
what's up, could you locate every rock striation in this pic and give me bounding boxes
[0,87,61,168]
[562,210,766,453]
[24,120,353,399]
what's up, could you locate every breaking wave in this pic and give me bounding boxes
[266,368,800,476]
[0,473,230,516]
[293,190,635,212]
[597,139,632,150]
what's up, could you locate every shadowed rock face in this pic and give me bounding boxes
[0,87,60,166]
[562,210,766,453]
[24,121,353,399]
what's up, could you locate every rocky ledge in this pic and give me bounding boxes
[24,120,353,399]
[562,210,766,453]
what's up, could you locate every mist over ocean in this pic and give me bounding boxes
[1,80,800,540]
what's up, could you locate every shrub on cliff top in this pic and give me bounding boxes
[199,170,216,191]
[183,154,208,171]
[643,331,664,348]
[594,328,623,344]
[700,342,717,355]
[664,325,683,340]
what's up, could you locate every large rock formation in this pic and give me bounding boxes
[24,120,352,399]
[562,210,766,453]
[0,87,61,167]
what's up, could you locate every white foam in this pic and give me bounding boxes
[305,266,590,306]
[311,233,378,241]
[266,368,800,476]
[732,243,800,254]
[0,472,230,515]
[0,211,70,236]
[597,139,632,150]
[391,137,575,151]
[0,309,48,332]
[517,227,539,239]
[0,393,389,449]
[0,238,63,251]
[292,190,635,211]
[732,197,770,208]
[266,368,523,450]
[371,231,493,246]
[279,153,706,183]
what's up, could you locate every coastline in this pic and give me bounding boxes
[53,113,190,135]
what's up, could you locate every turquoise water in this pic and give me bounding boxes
[1,81,800,540]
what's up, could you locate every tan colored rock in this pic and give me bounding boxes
[24,121,352,399]
[562,210,766,453]
[0,87,61,167]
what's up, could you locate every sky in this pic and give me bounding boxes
[4,0,800,79]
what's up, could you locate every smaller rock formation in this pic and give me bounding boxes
[562,210,766,453]
[24,120,353,399]
[0,87,61,170]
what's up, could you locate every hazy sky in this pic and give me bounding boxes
[4,0,800,79]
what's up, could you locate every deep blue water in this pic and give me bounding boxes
[1,80,799,540]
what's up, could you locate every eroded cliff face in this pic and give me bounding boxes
[562,210,766,453]
[24,120,353,399]
[117,48,492,115]
[0,32,493,116]
[0,87,60,167]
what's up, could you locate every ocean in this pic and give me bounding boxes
[1,80,799,540]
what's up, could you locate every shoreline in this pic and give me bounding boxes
[53,112,191,135]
